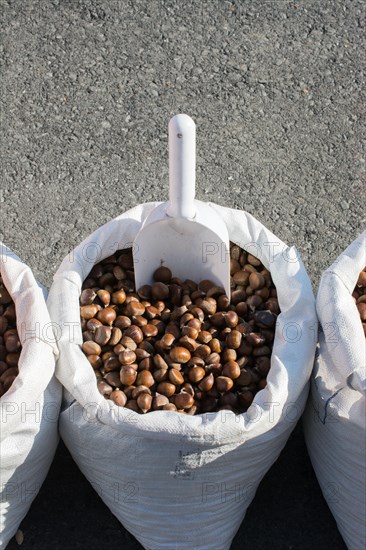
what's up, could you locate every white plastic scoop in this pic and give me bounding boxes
[133,114,230,297]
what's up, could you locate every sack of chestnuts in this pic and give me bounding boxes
[48,202,316,550]
[303,229,366,550]
[0,244,61,548]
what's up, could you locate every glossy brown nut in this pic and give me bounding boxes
[143,305,159,320]
[97,307,117,326]
[3,374,17,392]
[136,370,155,387]
[131,385,151,399]
[230,257,241,274]
[152,393,170,410]
[110,389,127,407]
[94,326,112,346]
[122,385,135,399]
[198,373,214,392]
[253,310,277,329]
[237,390,254,411]
[236,368,253,385]
[82,341,102,356]
[111,265,126,280]
[209,312,225,327]
[169,346,191,363]
[200,299,217,316]
[80,288,97,306]
[142,324,159,338]
[134,348,150,361]
[255,287,270,300]
[175,392,194,410]
[190,307,205,322]
[5,334,21,353]
[138,357,153,371]
[237,341,254,356]
[121,336,137,351]
[197,330,212,344]
[217,294,230,310]
[104,370,120,388]
[249,272,265,290]
[119,350,136,365]
[246,295,263,311]
[215,376,234,393]
[221,348,237,363]
[231,289,247,305]
[97,379,113,397]
[115,315,132,330]
[226,330,242,349]
[150,319,166,334]
[0,366,18,384]
[205,352,220,365]
[232,270,250,286]
[188,356,205,368]
[156,382,176,397]
[255,356,271,376]
[124,301,146,317]
[200,396,218,413]
[220,392,238,408]
[153,266,172,283]
[104,355,121,372]
[151,282,170,300]
[235,302,248,317]
[152,354,168,370]
[124,399,140,412]
[178,336,197,353]
[111,289,127,305]
[264,298,280,314]
[97,289,110,306]
[194,345,212,362]
[85,318,102,334]
[205,363,223,377]
[253,346,271,357]
[116,253,133,270]
[120,366,137,386]
[222,361,241,379]
[159,333,175,349]
[153,368,169,383]
[80,305,98,320]
[180,326,198,340]
[87,354,102,370]
[224,311,239,328]
[246,332,266,347]
[168,368,184,385]
[107,327,121,347]
[187,366,206,383]
[162,403,177,411]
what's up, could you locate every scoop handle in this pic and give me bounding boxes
[167,114,196,219]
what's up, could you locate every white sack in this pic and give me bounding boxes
[303,230,366,550]
[0,245,61,548]
[48,202,317,550]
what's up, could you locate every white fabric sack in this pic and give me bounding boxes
[0,245,61,548]
[48,202,317,550]
[303,230,366,550]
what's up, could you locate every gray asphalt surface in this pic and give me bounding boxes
[1,0,365,548]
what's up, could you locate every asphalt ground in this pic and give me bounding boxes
[1,0,365,548]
